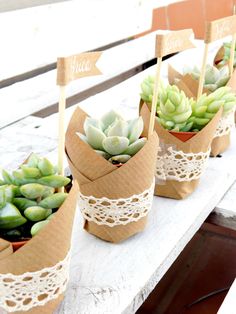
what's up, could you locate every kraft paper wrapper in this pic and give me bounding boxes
[65,106,159,243]
[140,102,222,199]
[168,64,236,156]
[0,181,79,314]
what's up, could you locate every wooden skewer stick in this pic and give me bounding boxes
[229,5,236,76]
[58,85,66,192]
[197,43,209,99]
[148,57,162,138]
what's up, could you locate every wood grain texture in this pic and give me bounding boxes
[0,0,152,81]
[218,279,236,314]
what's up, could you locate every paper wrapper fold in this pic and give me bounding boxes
[168,64,236,156]
[140,102,222,199]
[0,181,79,314]
[65,106,159,243]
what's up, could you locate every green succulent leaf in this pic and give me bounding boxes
[102,136,129,155]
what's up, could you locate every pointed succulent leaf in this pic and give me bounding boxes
[86,125,106,150]
[94,150,111,159]
[107,119,129,137]
[102,136,129,155]
[124,138,147,156]
[76,132,88,144]
[101,110,124,130]
[84,117,104,134]
[108,155,131,164]
[0,203,27,229]
[128,117,144,144]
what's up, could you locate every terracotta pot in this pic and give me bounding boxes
[169,130,197,142]
[11,239,29,252]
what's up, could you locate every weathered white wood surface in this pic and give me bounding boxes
[0,0,152,81]
[215,184,236,218]
[217,279,236,314]
[0,39,236,313]
[0,31,158,128]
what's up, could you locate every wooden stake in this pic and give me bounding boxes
[197,43,209,99]
[229,35,236,76]
[229,5,236,76]
[58,85,66,192]
[148,57,162,138]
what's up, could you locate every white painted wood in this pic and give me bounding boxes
[217,279,236,314]
[0,0,152,81]
[0,31,158,128]
[215,183,236,218]
[1,34,224,128]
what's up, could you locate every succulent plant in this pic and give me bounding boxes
[216,41,236,68]
[156,84,193,132]
[77,110,147,164]
[140,76,155,103]
[183,64,230,92]
[0,154,70,242]
[188,86,236,131]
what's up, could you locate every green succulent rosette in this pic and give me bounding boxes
[0,154,70,241]
[183,64,230,92]
[76,110,147,165]
[156,85,193,132]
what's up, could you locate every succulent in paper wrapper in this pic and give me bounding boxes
[216,42,236,68]
[0,154,70,241]
[188,86,236,131]
[140,74,236,133]
[156,85,193,132]
[76,110,147,164]
[183,64,230,92]
[140,75,155,103]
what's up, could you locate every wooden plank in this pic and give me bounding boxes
[0,31,157,128]
[0,0,70,12]
[218,279,236,314]
[0,0,152,81]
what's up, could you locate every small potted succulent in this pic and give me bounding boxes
[0,153,78,313]
[168,64,236,156]
[214,41,236,69]
[140,79,222,199]
[65,106,158,243]
[0,153,70,251]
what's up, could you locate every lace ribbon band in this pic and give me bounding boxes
[214,109,235,138]
[156,146,210,182]
[79,180,155,227]
[0,252,70,312]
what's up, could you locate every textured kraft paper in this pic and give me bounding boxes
[140,102,222,199]
[156,29,195,58]
[65,106,159,243]
[0,181,79,314]
[57,52,102,86]
[205,16,236,44]
[168,64,236,156]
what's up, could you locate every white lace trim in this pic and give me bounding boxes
[0,251,70,312]
[79,181,155,227]
[156,146,210,182]
[214,109,235,138]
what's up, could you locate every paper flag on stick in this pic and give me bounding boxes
[205,15,236,43]
[57,51,102,86]
[156,29,195,58]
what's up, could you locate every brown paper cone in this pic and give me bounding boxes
[214,45,227,68]
[0,181,79,313]
[140,102,222,199]
[168,64,236,156]
[65,106,159,242]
